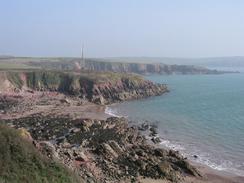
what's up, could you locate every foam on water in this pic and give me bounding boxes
[144,132,242,174]
[105,106,123,117]
[158,136,244,176]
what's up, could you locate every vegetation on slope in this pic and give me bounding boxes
[0,125,80,183]
[26,71,62,90]
[3,70,145,90]
[6,72,24,88]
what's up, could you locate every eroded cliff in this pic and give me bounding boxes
[0,71,168,104]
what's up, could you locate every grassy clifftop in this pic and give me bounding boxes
[0,125,80,183]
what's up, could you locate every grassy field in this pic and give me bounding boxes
[0,57,80,71]
[0,62,38,70]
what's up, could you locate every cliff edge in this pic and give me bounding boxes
[0,70,168,104]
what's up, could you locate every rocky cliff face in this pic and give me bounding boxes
[0,71,168,104]
[23,57,229,75]
[89,77,167,104]
[84,60,222,75]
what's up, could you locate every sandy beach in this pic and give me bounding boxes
[0,92,109,120]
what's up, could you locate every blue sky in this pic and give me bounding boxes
[1,0,244,57]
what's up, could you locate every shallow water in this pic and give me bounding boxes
[107,73,244,176]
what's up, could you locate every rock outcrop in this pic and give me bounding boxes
[0,71,168,104]
[3,115,201,182]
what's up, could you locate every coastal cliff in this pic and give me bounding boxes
[83,59,224,75]
[0,56,232,75]
[0,70,205,182]
[28,58,226,75]
[0,71,168,104]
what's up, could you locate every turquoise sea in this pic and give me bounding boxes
[106,73,244,176]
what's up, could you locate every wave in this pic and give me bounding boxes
[192,152,244,176]
[159,139,185,151]
[157,137,244,176]
[105,106,123,117]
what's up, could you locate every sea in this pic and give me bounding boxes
[106,71,244,176]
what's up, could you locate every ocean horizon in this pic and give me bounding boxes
[106,73,244,176]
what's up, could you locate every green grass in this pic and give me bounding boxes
[26,71,62,89]
[6,72,23,88]
[0,62,37,70]
[0,125,81,183]
[79,71,144,84]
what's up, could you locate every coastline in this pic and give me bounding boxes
[1,82,243,182]
[184,162,244,183]
[104,105,244,183]
[1,90,243,182]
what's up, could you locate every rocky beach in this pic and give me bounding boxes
[0,70,243,183]
[2,0,244,182]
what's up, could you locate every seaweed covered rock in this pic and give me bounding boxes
[3,116,201,182]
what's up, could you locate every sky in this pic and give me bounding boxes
[0,0,244,58]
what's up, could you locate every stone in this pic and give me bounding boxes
[62,141,72,148]
[168,150,182,159]
[138,123,150,131]
[60,98,70,104]
[109,140,124,154]
[175,159,201,177]
[154,148,167,157]
[193,155,198,159]
[71,128,81,133]
[39,141,59,160]
[101,143,118,159]
[149,126,158,136]
[151,137,161,144]
[93,96,106,105]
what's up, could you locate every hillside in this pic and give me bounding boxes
[0,124,80,183]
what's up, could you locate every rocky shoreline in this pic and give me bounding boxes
[0,71,202,182]
[1,70,242,182]
[2,114,201,182]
